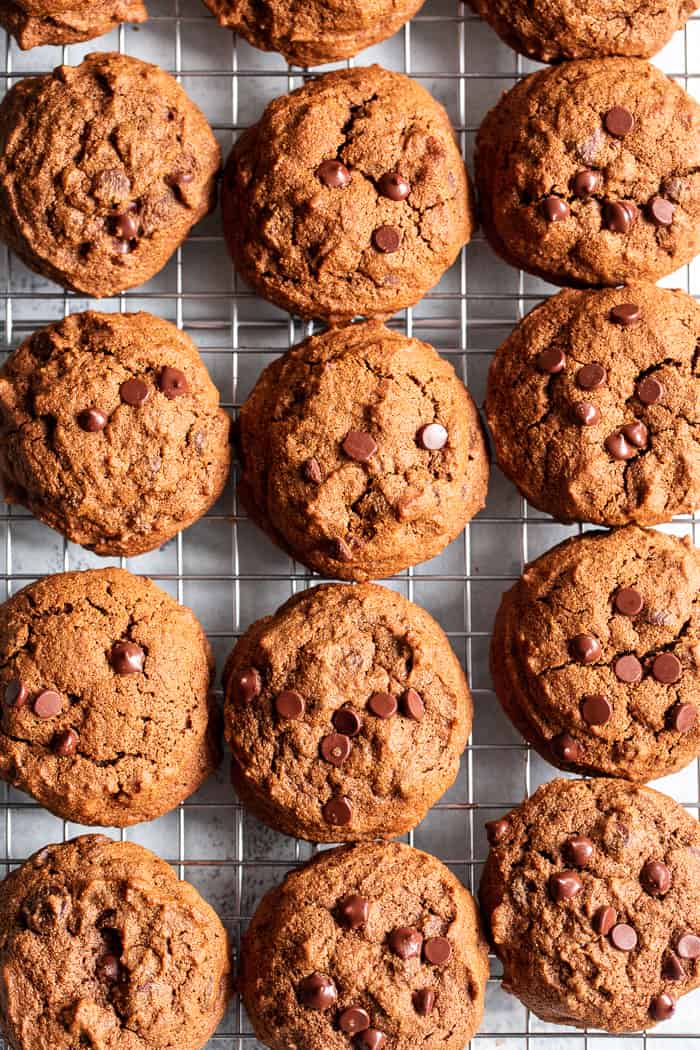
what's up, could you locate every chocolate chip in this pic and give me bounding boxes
[610,303,641,327]
[343,430,377,463]
[333,708,362,737]
[389,926,423,959]
[5,679,28,708]
[549,871,583,901]
[604,201,636,233]
[669,702,697,733]
[565,835,595,867]
[649,197,675,227]
[109,641,145,675]
[302,457,323,484]
[96,953,120,983]
[572,402,600,427]
[401,688,424,721]
[275,690,304,720]
[53,728,78,756]
[379,172,410,201]
[331,537,355,563]
[337,894,369,929]
[322,796,353,825]
[112,210,139,239]
[650,993,675,1021]
[113,238,131,255]
[357,1030,386,1050]
[170,170,194,186]
[641,859,671,895]
[372,225,401,253]
[677,932,700,959]
[614,654,643,683]
[610,923,637,951]
[551,732,582,763]
[418,423,448,451]
[622,421,648,448]
[570,633,601,664]
[542,197,570,222]
[158,366,189,399]
[536,348,566,373]
[339,1006,370,1033]
[577,363,607,390]
[78,408,108,432]
[413,988,435,1015]
[653,653,682,684]
[232,667,261,704]
[368,692,397,719]
[606,432,635,460]
[485,818,509,846]
[604,106,634,137]
[637,377,665,405]
[593,906,617,935]
[615,587,644,616]
[320,732,352,767]
[571,170,599,196]
[298,972,337,1010]
[33,690,62,719]
[663,953,685,981]
[424,937,451,965]
[581,694,612,726]
[119,378,150,406]
[316,160,351,188]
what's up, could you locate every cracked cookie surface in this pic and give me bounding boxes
[485,284,700,526]
[236,320,488,580]
[240,841,488,1050]
[480,778,700,1032]
[0,52,220,297]
[491,526,700,782]
[0,310,231,557]
[201,0,425,67]
[475,59,700,286]
[0,568,221,826]
[221,65,475,323]
[468,0,699,62]
[0,0,147,49]
[224,583,471,841]
[0,834,232,1050]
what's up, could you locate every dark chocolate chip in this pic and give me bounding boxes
[572,402,600,427]
[606,432,635,460]
[551,732,582,763]
[119,378,150,406]
[610,303,641,327]
[401,688,424,721]
[652,653,682,684]
[418,423,448,450]
[542,197,570,222]
[302,457,323,484]
[379,172,410,201]
[593,905,617,935]
[331,537,355,563]
[677,932,700,959]
[333,708,362,737]
[610,923,637,951]
[424,937,451,965]
[322,796,353,825]
[5,679,28,708]
[650,993,675,1021]
[536,347,566,373]
[641,859,671,895]
[649,197,675,227]
[413,988,435,1015]
[343,430,377,463]
[663,953,685,981]
[78,408,108,432]
[368,692,397,719]
[112,210,139,239]
[389,926,423,960]
[298,972,337,1010]
[113,238,131,254]
[614,654,643,683]
[357,1030,386,1050]
[637,376,665,405]
[339,1006,370,1033]
[604,106,634,137]
[668,702,697,733]
[110,641,145,675]
[581,694,612,726]
[232,667,261,704]
[337,894,369,929]
[615,587,644,616]
[622,421,648,448]
[316,160,351,188]
[372,225,401,253]
[565,835,595,867]
[159,366,188,399]
[275,690,304,720]
[571,170,599,196]
[570,633,602,664]
[485,819,509,847]
[33,691,62,719]
[604,201,636,233]
[320,732,352,767]
[53,728,78,757]
[549,871,583,901]
[577,363,607,390]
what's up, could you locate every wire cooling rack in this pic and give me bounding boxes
[1,1,700,1047]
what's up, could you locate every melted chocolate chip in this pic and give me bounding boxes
[316,160,351,188]
[159,366,189,399]
[551,732,582,763]
[615,587,644,616]
[322,796,353,826]
[389,926,423,959]
[337,894,369,929]
[542,197,570,222]
[53,728,78,757]
[564,835,595,867]
[109,641,145,675]
[232,667,261,704]
[320,732,352,767]
[581,694,612,726]
[572,402,600,427]
[298,972,337,1010]
[577,363,606,390]
[379,172,410,201]
[275,690,305,720]
[570,633,602,664]
[78,408,108,432]
[606,432,635,460]
[112,209,139,240]
[571,170,599,196]
[604,201,636,233]
[119,378,150,406]
[622,421,648,448]
[333,708,362,737]
[637,376,665,405]
[641,859,671,895]
[549,870,583,901]
[604,106,635,137]
[339,1006,371,1033]
[536,348,566,373]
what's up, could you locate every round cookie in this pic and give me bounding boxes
[0,835,232,1050]
[0,310,231,557]
[0,52,220,297]
[491,526,700,782]
[240,841,488,1050]
[0,568,221,826]
[480,778,700,1032]
[475,59,700,287]
[224,583,471,842]
[236,321,488,580]
[222,65,475,322]
[0,0,147,49]
[468,0,699,62]
[485,284,700,526]
[201,0,425,67]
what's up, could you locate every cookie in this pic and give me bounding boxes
[480,777,700,1032]
[468,0,699,63]
[236,321,488,581]
[0,568,221,826]
[240,841,488,1050]
[0,835,232,1050]
[0,0,147,49]
[224,582,471,841]
[0,52,220,297]
[491,526,700,782]
[485,284,700,525]
[475,59,700,287]
[201,0,425,67]
[222,65,475,323]
[0,310,231,557]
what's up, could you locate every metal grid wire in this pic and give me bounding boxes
[0,1,699,1047]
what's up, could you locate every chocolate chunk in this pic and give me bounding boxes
[119,378,150,406]
[333,708,362,737]
[5,679,28,708]
[337,894,369,929]
[424,937,451,965]
[357,1030,385,1050]
[401,688,424,721]
[379,172,410,201]
[570,633,601,664]
[33,690,62,719]
[339,1006,370,1033]
[621,421,648,448]
[53,728,78,757]
[649,197,674,227]
[298,972,337,1010]
[668,702,697,733]
[78,408,108,432]
[96,953,120,983]
[604,106,634,137]
[610,303,641,327]
[418,423,448,450]
[322,796,353,825]
[389,926,423,959]
[320,733,352,767]
[572,402,600,427]
[372,225,402,253]
[536,347,566,373]
[650,993,675,1021]
[302,457,323,484]
[593,905,617,935]
[677,932,700,959]
[159,366,189,399]
[564,835,595,867]
[109,641,145,675]
[275,690,304,719]
[112,209,139,240]
[641,859,671,895]
[343,430,377,463]
[604,201,636,233]
[636,377,665,405]
[606,432,635,460]
[614,654,643,683]
[368,692,397,719]
[652,653,682,684]
[413,988,435,1015]
[581,694,612,726]
[549,870,583,901]
[331,537,355,563]
[571,170,599,196]
[232,667,261,704]
[610,923,637,951]
[542,197,570,222]
[551,732,582,763]
[316,160,351,188]
[577,363,606,390]
[615,587,644,616]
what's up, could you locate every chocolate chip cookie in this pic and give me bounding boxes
[485,284,700,525]
[0,568,221,826]
[0,0,147,50]
[240,841,488,1050]
[222,65,475,322]
[480,777,700,1032]
[224,582,471,841]
[491,526,700,782]
[0,835,232,1050]
[475,59,700,287]
[236,321,488,580]
[0,310,231,557]
[0,52,220,297]
[468,0,699,63]
[202,0,425,67]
